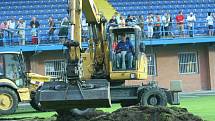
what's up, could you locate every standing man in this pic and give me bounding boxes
[154,13,161,39]
[48,16,56,41]
[162,13,170,37]
[17,18,26,45]
[146,13,154,39]
[206,12,214,36]
[30,17,40,44]
[8,17,16,45]
[125,15,133,26]
[137,15,145,38]
[30,16,40,28]
[59,16,69,43]
[176,11,185,37]
[187,12,196,37]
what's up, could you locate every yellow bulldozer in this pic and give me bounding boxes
[0,52,50,115]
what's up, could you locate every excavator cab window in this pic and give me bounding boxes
[3,54,25,87]
[110,27,141,71]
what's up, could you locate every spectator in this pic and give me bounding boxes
[119,16,125,27]
[132,16,138,24]
[30,17,40,28]
[109,15,118,27]
[1,21,9,45]
[154,13,161,39]
[114,12,120,24]
[162,13,170,37]
[137,15,144,37]
[146,13,154,39]
[125,15,133,26]
[187,12,196,37]
[48,16,56,41]
[206,12,214,36]
[17,18,26,45]
[176,11,185,37]
[59,17,69,43]
[0,22,7,41]
[166,13,175,38]
[8,17,16,45]
[31,24,38,44]
[81,18,88,42]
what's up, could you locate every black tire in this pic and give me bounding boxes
[30,89,45,112]
[72,108,95,115]
[120,100,137,107]
[0,87,19,115]
[57,108,95,116]
[140,88,167,106]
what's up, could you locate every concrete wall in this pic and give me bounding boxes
[146,44,210,92]
[26,44,212,92]
[208,45,215,90]
[29,50,64,75]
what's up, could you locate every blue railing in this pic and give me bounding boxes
[108,20,214,39]
[0,26,70,46]
[0,21,214,47]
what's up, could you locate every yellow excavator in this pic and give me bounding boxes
[0,52,50,115]
[37,0,182,115]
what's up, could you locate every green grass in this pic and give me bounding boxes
[100,96,215,121]
[1,96,215,121]
[0,106,56,120]
[179,96,215,121]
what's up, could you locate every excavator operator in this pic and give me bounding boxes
[115,33,134,70]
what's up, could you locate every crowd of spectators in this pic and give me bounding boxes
[0,11,214,47]
[0,16,70,46]
[108,11,215,39]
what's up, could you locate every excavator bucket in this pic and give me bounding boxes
[38,79,111,110]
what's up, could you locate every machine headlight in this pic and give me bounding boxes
[130,73,136,79]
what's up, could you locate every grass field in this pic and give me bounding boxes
[0,96,214,121]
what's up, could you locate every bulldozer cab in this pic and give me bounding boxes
[109,26,148,80]
[0,52,27,88]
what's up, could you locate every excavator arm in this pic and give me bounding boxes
[67,0,108,81]
[37,0,111,111]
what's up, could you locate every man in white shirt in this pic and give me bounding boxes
[162,13,170,37]
[187,12,196,37]
[206,12,214,36]
[8,17,16,45]
[17,18,26,45]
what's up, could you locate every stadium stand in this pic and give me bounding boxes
[108,0,215,35]
[0,0,214,46]
[0,0,68,45]
[0,0,116,46]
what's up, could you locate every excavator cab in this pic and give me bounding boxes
[109,26,148,80]
[0,52,27,87]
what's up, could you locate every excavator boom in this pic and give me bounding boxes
[38,0,111,110]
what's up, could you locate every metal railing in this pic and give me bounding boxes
[108,21,215,39]
[0,21,214,47]
[0,26,73,46]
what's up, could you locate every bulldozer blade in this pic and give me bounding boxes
[38,79,111,110]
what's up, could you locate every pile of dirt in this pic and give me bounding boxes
[56,106,203,121]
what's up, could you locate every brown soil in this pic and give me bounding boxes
[56,106,204,121]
